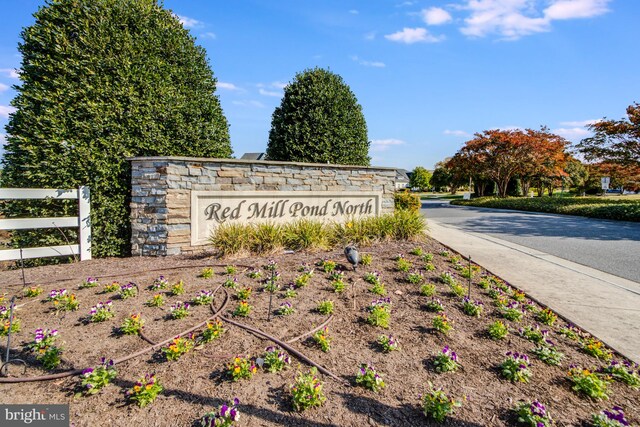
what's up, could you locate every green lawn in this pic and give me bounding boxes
[450,196,640,222]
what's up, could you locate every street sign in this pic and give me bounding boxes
[601,177,610,190]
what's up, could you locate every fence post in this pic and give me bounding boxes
[78,186,92,261]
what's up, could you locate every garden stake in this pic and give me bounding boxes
[1,296,26,377]
[467,255,472,299]
[19,248,26,288]
[267,269,275,321]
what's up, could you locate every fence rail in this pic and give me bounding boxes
[0,187,91,261]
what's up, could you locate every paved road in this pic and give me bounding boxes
[421,199,640,283]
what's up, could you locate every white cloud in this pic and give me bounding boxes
[559,119,600,127]
[0,83,9,93]
[0,68,19,79]
[217,82,240,91]
[364,32,376,41]
[459,0,611,40]
[349,9,359,15]
[199,32,216,39]
[176,14,203,28]
[232,100,265,108]
[351,55,386,68]
[271,81,288,90]
[371,138,406,152]
[259,88,282,97]
[0,105,16,118]
[385,27,445,44]
[552,127,592,140]
[397,1,416,7]
[443,129,471,137]
[422,7,453,25]
[544,0,610,20]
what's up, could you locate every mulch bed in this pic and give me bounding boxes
[0,237,638,426]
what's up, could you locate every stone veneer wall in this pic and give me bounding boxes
[129,157,398,256]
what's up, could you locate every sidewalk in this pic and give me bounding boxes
[427,220,640,364]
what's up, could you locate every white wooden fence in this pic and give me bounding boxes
[0,187,91,261]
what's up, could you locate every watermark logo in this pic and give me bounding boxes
[1,405,69,426]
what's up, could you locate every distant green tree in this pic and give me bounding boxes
[266,67,370,166]
[1,0,231,257]
[409,167,432,191]
[430,162,451,192]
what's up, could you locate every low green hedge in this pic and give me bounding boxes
[451,196,640,222]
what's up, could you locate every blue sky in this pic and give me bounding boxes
[0,0,638,170]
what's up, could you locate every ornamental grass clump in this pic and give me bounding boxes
[500,352,532,383]
[23,286,43,297]
[420,283,436,297]
[263,346,291,373]
[151,275,169,290]
[192,290,214,306]
[169,301,190,319]
[199,398,241,427]
[536,308,558,326]
[432,313,453,335]
[316,300,334,315]
[290,367,326,412]
[233,301,252,317]
[425,298,444,312]
[118,282,138,299]
[407,271,424,285]
[80,277,99,289]
[313,327,331,352]
[26,328,62,370]
[488,320,509,340]
[366,298,391,328]
[162,336,195,361]
[502,302,524,322]
[434,346,461,373]
[602,360,640,388]
[377,334,399,352]
[147,294,165,307]
[89,301,114,322]
[515,400,553,427]
[581,337,613,361]
[276,302,295,316]
[356,363,385,392]
[461,297,483,317]
[78,358,117,396]
[126,374,163,407]
[532,341,564,366]
[228,356,257,381]
[592,407,630,427]
[568,366,610,400]
[421,383,461,423]
[201,319,225,344]
[120,314,144,335]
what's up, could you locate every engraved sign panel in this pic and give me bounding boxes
[191,191,382,245]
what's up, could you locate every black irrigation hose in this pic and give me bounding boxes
[214,289,346,385]
[2,263,259,289]
[285,315,334,344]
[0,286,229,383]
